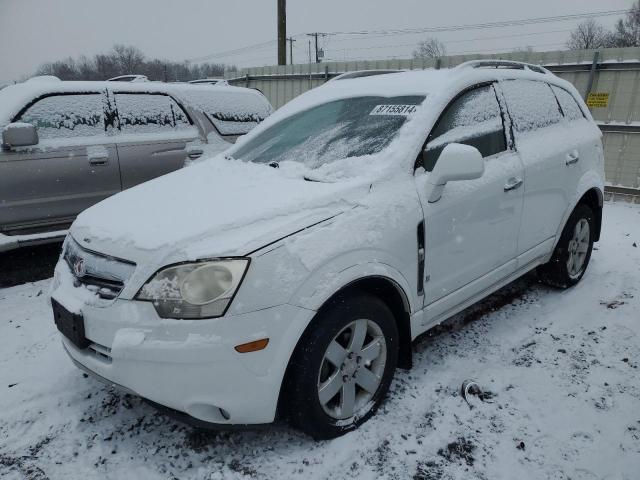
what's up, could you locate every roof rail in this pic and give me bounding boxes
[330,70,403,81]
[456,60,550,75]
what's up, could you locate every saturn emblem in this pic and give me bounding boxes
[73,258,87,278]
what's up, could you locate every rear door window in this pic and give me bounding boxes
[551,86,585,122]
[500,80,563,134]
[178,88,273,136]
[113,93,193,135]
[17,93,105,140]
[423,84,507,171]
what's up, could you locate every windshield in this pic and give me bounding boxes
[233,95,425,169]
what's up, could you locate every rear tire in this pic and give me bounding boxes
[285,292,398,440]
[537,203,595,288]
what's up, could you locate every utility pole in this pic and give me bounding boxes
[277,0,286,66]
[287,37,296,65]
[306,33,326,63]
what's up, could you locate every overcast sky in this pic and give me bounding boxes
[0,0,632,83]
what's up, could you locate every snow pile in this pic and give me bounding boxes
[1,201,638,479]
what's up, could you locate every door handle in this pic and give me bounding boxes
[566,150,579,165]
[88,155,109,166]
[504,177,523,192]
[187,148,204,160]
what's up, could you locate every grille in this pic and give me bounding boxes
[88,343,113,363]
[64,238,136,300]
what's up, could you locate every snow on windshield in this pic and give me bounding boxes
[233,95,425,169]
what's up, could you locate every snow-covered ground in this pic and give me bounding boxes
[1,201,639,480]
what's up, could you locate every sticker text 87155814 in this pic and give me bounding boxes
[369,104,418,116]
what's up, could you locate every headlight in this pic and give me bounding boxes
[136,259,249,319]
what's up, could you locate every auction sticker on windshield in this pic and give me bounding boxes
[370,104,418,116]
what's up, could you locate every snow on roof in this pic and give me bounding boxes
[228,63,584,169]
[0,80,268,126]
[250,63,579,131]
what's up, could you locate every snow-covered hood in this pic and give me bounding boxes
[70,157,372,267]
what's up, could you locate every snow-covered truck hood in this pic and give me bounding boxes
[70,157,370,268]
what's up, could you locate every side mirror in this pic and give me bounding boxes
[2,123,39,149]
[427,143,484,203]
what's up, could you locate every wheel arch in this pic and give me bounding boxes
[576,187,603,241]
[554,176,603,250]
[276,275,414,419]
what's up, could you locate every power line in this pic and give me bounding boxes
[316,9,627,36]
[448,41,567,56]
[323,41,568,62]
[187,39,279,63]
[231,53,281,65]
[324,28,574,55]
[188,8,626,64]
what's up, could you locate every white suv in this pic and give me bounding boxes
[50,61,604,439]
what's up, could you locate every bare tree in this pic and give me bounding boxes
[609,0,640,47]
[33,45,234,82]
[100,54,120,78]
[566,19,609,50]
[413,38,446,59]
[112,44,145,74]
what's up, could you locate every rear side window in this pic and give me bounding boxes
[17,93,104,140]
[178,88,273,136]
[113,93,193,135]
[500,80,562,133]
[551,86,585,122]
[423,84,506,171]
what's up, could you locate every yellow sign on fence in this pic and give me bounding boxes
[586,92,610,108]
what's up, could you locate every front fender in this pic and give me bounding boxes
[288,250,416,314]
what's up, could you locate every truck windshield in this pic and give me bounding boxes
[233,95,425,169]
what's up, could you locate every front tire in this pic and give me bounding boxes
[285,292,399,440]
[537,204,595,288]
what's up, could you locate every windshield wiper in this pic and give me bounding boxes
[303,175,331,183]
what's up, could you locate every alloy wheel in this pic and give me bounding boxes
[316,319,387,420]
[567,218,590,279]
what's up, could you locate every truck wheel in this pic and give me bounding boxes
[538,204,595,288]
[286,293,398,439]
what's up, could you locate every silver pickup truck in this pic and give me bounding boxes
[0,77,272,252]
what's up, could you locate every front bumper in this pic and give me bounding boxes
[52,285,315,425]
[0,229,66,252]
